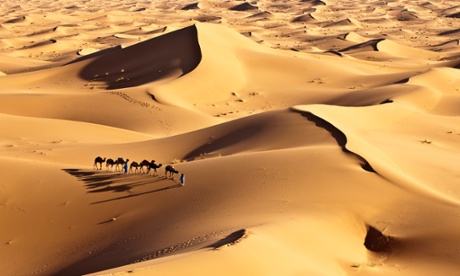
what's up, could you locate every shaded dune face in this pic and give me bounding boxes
[299,111,376,173]
[3,1,460,275]
[364,225,393,253]
[77,25,202,89]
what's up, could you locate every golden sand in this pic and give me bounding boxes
[2,0,460,275]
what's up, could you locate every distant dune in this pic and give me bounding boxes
[1,0,460,276]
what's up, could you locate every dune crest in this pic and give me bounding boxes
[2,1,460,276]
[77,25,202,89]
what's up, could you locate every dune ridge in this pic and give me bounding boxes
[2,0,460,275]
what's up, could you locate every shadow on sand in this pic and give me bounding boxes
[63,169,181,204]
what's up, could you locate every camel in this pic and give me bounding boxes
[94,156,106,170]
[140,159,153,173]
[165,165,178,178]
[106,158,115,170]
[148,162,162,176]
[130,161,140,173]
[115,157,129,171]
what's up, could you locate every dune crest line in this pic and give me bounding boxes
[294,105,460,206]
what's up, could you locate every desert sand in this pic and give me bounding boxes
[1,0,460,275]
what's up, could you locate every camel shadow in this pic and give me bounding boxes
[92,183,182,205]
[63,169,181,204]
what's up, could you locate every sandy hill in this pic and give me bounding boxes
[2,1,460,276]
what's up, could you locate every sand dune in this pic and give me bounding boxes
[2,0,460,275]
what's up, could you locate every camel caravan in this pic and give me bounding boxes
[94,156,182,181]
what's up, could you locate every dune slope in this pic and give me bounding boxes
[2,1,460,276]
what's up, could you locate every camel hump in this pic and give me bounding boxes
[95,156,105,162]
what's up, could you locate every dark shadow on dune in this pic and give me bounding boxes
[63,169,180,204]
[396,10,418,21]
[339,38,385,54]
[194,15,221,22]
[297,111,376,173]
[4,16,26,24]
[67,46,123,64]
[63,168,96,177]
[73,25,202,89]
[447,12,460,18]
[64,169,125,190]
[364,225,394,252]
[300,0,326,5]
[247,11,273,19]
[323,50,343,57]
[439,28,460,36]
[324,19,353,27]
[230,2,259,11]
[22,39,57,49]
[26,27,58,37]
[207,229,247,249]
[133,7,146,12]
[380,98,394,104]
[292,14,315,23]
[394,77,410,84]
[299,112,347,147]
[56,169,183,275]
[92,183,182,204]
[182,2,199,10]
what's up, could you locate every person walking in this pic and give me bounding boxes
[180,173,185,186]
[123,160,129,173]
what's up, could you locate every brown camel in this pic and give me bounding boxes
[115,157,128,171]
[148,162,162,176]
[94,156,106,170]
[140,159,153,173]
[165,165,178,178]
[130,161,141,173]
[106,158,115,170]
